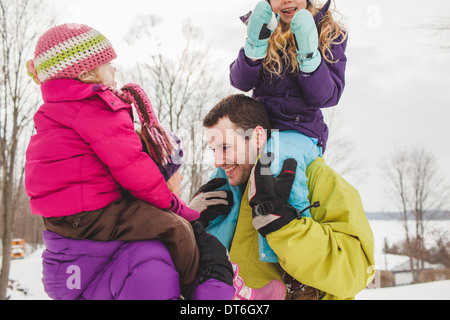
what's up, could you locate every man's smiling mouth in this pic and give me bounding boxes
[224,164,237,173]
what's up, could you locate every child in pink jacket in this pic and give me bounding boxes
[25,23,202,294]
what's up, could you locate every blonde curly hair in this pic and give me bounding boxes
[264,0,347,77]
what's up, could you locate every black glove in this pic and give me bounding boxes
[189,178,234,227]
[249,153,300,237]
[191,221,233,286]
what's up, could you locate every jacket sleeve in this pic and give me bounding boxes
[297,36,348,108]
[266,158,375,299]
[229,48,263,92]
[72,96,173,209]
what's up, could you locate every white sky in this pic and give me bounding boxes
[45,0,450,213]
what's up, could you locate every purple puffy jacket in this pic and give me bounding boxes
[41,231,235,300]
[230,0,347,152]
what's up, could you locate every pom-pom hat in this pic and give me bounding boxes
[27,23,117,85]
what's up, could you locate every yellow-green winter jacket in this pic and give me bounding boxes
[228,157,375,300]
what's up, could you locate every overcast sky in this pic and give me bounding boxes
[45,0,450,212]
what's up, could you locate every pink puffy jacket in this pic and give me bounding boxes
[25,79,173,218]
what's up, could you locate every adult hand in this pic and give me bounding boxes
[244,1,279,60]
[192,221,233,285]
[290,9,321,73]
[248,153,300,237]
[189,178,234,227]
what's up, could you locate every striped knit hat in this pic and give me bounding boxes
[27,23,117,85]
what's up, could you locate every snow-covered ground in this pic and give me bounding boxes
[5,219,450,300]
[356,219,450,299]
[356,280,450,300]
[7,247,49,300]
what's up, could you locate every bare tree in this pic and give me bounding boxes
[13,186,44,252]
[0,0,54,300]
[383,146,449,282]
[420,16,450,51]
[323,108,366,182]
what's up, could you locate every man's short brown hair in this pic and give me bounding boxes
[203,94,272,134]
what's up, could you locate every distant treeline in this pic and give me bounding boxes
[366,211,450,221]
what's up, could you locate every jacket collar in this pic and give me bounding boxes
[40,79,131,112]
[41,79,108,102]
[314,0,332,25]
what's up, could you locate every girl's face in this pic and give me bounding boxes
[95,62,116,87]
[269,0,308,24]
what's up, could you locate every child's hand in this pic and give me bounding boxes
[244,1,279,60]
[290,9,321,73]
[170,193,200,221]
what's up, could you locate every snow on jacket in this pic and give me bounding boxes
[41,231,235,300]
[229,0,347,152]
[208,157,375,300]
[25,79,173,217]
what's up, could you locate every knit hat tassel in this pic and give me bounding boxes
[121,83,178,170]
[144,124,177,167]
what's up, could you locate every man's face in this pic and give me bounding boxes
[206,117,260,186]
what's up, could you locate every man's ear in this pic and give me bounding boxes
[253,125,267,151]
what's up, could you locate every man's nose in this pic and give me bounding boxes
[214,150,226,168]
